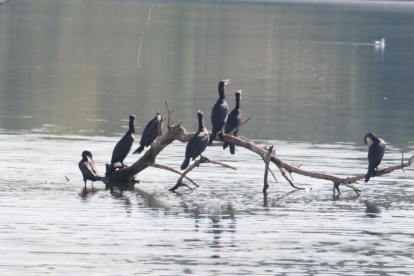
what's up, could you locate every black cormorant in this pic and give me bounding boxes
[223,90,242,154]
[208,79,230,144]
[364,133,386,182]
[107,115,135,175]
[181,111,209,170]
[79,151,106,188]
[133,113,161,154]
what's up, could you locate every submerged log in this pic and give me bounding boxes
[107,103,414,195]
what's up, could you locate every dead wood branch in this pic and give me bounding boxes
[165,101,176,129]
[261,155,278,184]
[216,135,413,195]
[151,163,199,187]
[263,146,274,193]
[206,159,237,170]
[269,168,278,183]
[169,156,237,192]
[276,164,306,190]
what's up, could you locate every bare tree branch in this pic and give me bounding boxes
[165,101,176,129]
[263,146,274,193]
[151,163,199,187]
[169,156,236,192]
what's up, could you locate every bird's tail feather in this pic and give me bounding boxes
[97,176,110,183]
[133,144,145,155]
[105,163,115,177]
[223,142,228,150]
[181,158,190,170]
[229,144,235,155]
[365,168,374,182]
[209,133,217,145]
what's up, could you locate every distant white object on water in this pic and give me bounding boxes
[374,38,385,47]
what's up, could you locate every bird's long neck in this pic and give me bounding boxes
[129,119,135,133]
[198,115,204,130]
[219,85,225,100]
[236,97,240,109]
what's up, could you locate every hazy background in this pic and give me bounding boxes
[1,0,413,148]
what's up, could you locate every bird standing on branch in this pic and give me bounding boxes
[223,90,242,154]
[364,132,386,182]
[134,113,161,154]
[107,115,135,175]
[181,111,209,170]
[209,79,230,144]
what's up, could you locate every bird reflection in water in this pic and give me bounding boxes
[181,202,236,257]
[106,182,136,198]
[364,200,381,218]
[79,187,99,199]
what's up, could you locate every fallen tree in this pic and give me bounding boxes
[106,103,414,196]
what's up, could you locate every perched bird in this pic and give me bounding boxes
[133,113,162,154]
[107,115,135,175]
[78,151,107,188]
[208,79,230,144]
[181,111,209,170]
[364,133,386,182]
[223,90,242,154]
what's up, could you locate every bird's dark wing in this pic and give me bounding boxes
[79,161,99,181]
[211,100,229,133]
[225,109,241,136]
[139,118,154,146]
[368,139,386,170]
[145,118,160,146]
[185,130,199,159]
[111,133,135,164]
[188,130,209,159]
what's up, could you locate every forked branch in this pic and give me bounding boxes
[169,156,237,192]
[151,163,198,187]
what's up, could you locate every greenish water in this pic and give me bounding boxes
[1,0,414,146]
[1,1,414,275]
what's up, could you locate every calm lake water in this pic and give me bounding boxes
[1,0,414,275]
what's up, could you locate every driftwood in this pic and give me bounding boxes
[169,156,237,192]
[263,146,274,193]
[106,103,414,195]
[151,163,198,187]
